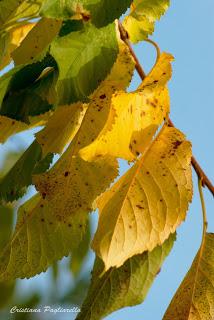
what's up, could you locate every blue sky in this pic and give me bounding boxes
[0,1,213,319]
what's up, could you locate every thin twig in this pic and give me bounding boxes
[118,20,214,197]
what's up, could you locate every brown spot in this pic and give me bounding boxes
[41,218,45,222]
[40,204,44,208]
[79,224,83,228]
[146,171,150,175]
[173,140,182,149]
[136,204,144,209]
[64,171,70,177]
[42,192,46,199]
[99,94,106,99]
[68,223,72,227]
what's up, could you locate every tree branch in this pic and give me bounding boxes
[118,21,214,197]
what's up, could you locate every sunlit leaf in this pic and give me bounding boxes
[12,18,62,65]
[0,193,88,280]
[0,112,51,144]
[0,23,34,71]
[77,234,175,320]
[92,126,192,271]
[34,41,135,220]
[36,103,87,157]
[0,0,43,31]
[41,0,132,27]
[163,233,214,320]
[80,52,173,161]
[123,0,170,43]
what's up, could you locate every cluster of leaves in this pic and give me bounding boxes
[0,0,213,319]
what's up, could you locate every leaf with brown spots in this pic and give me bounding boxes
[36,103,87,157]
[0,193,88,280]
[33,41,134,225]
[12,18,62,65]
[92,125,192,271]
[163,233,214,320]
[0,112,51,144]
[79,52,173,162]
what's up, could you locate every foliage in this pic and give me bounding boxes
[0,1,213,319]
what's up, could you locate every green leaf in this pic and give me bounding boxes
[0,0,43,31]
[0,55,58,123]
[70,219,91,277]
[123,0,170,43]
[50,22,118,104]
[0,205,15,308]
[163,233,214,320]
[77,234,175,320]
[0,193,88,280]
[41,0,132,27]
[0,140,53,202]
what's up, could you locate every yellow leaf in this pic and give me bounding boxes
[123,0,170,43]
[33,40,135,219]
[0,23,35,70]
[163,233,214,320]
[36,103,87,157]
[0,193,88,280]
[79,52,173,161]
[92,125,193,271]
[0,112,51,144]
[12,18,62,65]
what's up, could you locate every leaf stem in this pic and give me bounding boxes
[118,20,214,198]
[198,178,208,245]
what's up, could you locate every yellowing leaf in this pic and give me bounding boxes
[12,18,62,65]
[77,234,175,320]
[0,23,34,70]
[123,0,170,43]
[0,194,88,280]
[80,52,173,161]
[163,233,214,320]
[33,41,134,228]
[0,112,51,144]
[36,103,87,157]
[92,125,192,271]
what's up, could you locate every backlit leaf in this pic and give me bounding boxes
[34,40,135,219]
[50,22,118,104]
[123,0,170,43]
[163,233,214,320]
[0,0,43,31]
[36,103,87,157]
[0,23,34,71]
[77,234,175,320]
[70,219,91,277]
[80,52,173,161]
[0,194,88,280]
[0,112,51,144]
[92,125,192,271]
[41,0,132,27]
[12,18,62,65]
[0,141,53,202]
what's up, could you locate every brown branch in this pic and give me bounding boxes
[118,21,214,197]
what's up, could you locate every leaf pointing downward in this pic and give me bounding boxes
[92,125,192,271]
[163,233,214,320]
[77,234,175,320]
